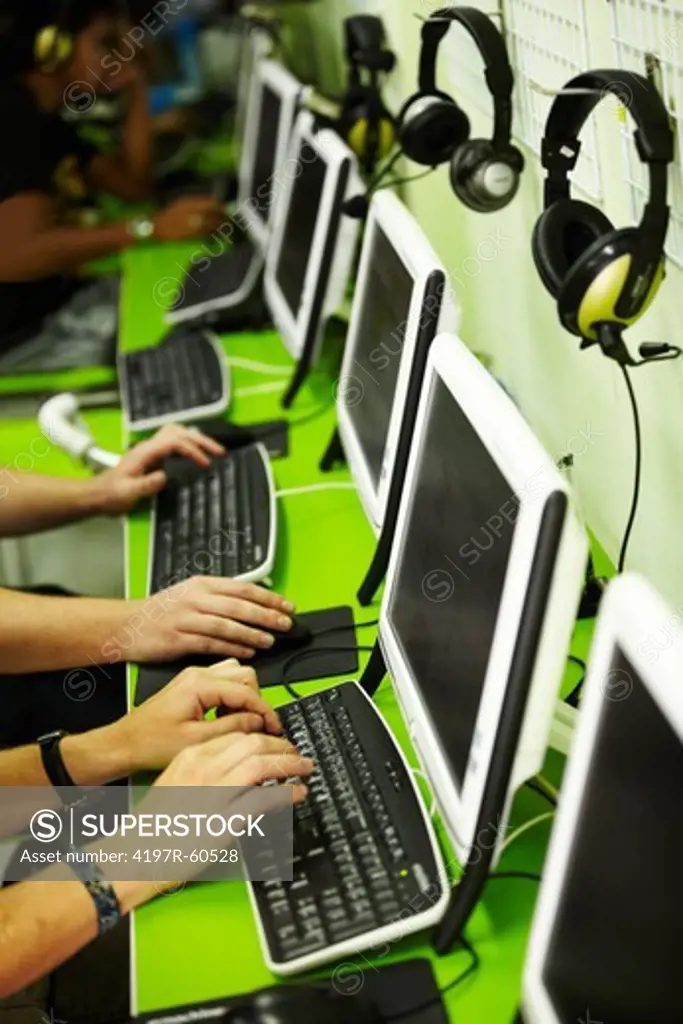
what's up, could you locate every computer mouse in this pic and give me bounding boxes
[268,616,313,655]
[228,985,382,1024]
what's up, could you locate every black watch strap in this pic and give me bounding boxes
[38,731,75,788]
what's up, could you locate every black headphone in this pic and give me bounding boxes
[338,15,397,174]
[533,69,674,365]
[397,6,524,213]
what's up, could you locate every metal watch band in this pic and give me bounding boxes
[63,846,122,935]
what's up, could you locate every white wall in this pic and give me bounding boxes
[283,0,683,609]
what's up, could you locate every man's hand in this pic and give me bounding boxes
[92,424,225,516]
[153,196,228,243]
[108,659,284,775]
[155,732,313,799]
[125,577,295,663]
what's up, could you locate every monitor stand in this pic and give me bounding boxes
[320,428,346,471]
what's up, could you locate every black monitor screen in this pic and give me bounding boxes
[388,376,519,789]
[249,85,282,224]
[543,649,683,1023]
[347,226,414,493]
[275,141,327,318]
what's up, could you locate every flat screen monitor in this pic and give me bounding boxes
[238,60,302,251]
[523,573,683,1024]
[265,111,361,363]
[380,333,588,865]
[337,190,460,533]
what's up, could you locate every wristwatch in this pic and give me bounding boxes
[127,216,155,241]
[38,730,75,788]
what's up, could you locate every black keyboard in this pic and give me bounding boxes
[120,328,229,430]
[150,445,275,591]
[250,682,446,974]
[170,242,262,315]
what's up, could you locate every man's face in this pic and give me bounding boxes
[67,16,137,93]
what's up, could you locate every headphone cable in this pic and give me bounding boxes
[617,365,642,573]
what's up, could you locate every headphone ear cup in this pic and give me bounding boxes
[450,139,520,213]
[35,25,73,73]
[532,198,616,299]
[343,90,396,165]
[558,227,663,340]
[399,94,470,167]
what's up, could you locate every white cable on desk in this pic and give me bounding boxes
[228,356,292,375]
[234,382,287,398]
[497,812,555,858]
[275,483,357,499]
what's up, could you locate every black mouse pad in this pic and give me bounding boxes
[130,959,446,1023]
[134,606,357,704]
[250,605,357,688]
[190,417,290,459]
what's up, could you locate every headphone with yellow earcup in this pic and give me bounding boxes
[533,69,674,365]
[34,0,75,74]
[339,15,397,174]
[34,24,74,73]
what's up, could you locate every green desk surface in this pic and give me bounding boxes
[0,242,596,1020]
[116,242,593,1021]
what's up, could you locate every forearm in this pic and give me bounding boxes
[121,80,153,197]
[0,873,154,998]
[0,590,136,673]
[0,221,134,280]
[0,471,106,536]
[0,723,130,787]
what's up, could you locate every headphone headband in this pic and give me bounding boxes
[419,7,514,148]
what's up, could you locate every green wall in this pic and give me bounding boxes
[279,0,683,611]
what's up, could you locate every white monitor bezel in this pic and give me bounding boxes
[523,572,683,1023]
[379,333,587,864]
[337,190,460,534]
[264,110,361,361]
[234,26,273,151]
[238,59,302,253]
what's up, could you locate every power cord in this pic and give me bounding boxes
[617,365,642,573]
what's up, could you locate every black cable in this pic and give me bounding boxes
[381,166,436,190]
[617,365,642,573]
[488,871,542,884]
[281,644,376,700]
[526,779,557,808]
[567,653,586,673]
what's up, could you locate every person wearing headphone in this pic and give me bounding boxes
[0,0,226,371]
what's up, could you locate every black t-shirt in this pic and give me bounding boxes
[0,82,98,349]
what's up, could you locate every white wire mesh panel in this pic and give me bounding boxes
[435,1,507,115]
[610,0,683,266]
[503,0,602,198]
